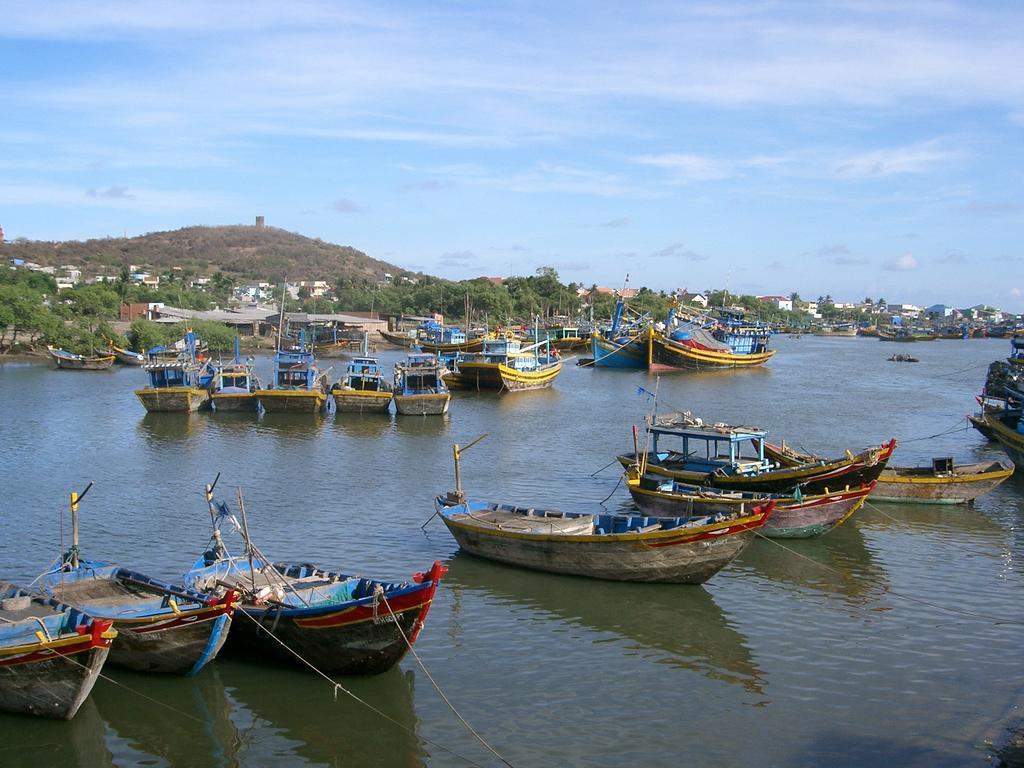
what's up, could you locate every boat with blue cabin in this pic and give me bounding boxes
[134,331,214,412]
[0,581,116,719]
[331,335,393,413]
[210,338,262,412]
[445,331,562,392]
[255,333,329,413]
[393,353,450,415]
[617,411,895,494]
[648,306,774,371]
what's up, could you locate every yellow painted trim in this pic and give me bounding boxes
[880,467,1014,485]
[0,627,117,657]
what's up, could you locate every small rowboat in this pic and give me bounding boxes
[0,582,116,719]
[185,485,446,674]
[47,346,115,370]
[435,496,774,583]
[872,458,1015,503]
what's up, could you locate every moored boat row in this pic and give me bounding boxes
[0,481,445,720]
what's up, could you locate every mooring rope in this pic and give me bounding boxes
[380,593,517,768]
[237,606,496,768]
[49,647,207,724]
[897,418,971,444]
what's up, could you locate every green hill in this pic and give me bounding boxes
[1,225,412,283]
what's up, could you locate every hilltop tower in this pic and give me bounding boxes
[255,216,265,229]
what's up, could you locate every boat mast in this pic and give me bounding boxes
[68,481,93,569]
[276,279,286,352]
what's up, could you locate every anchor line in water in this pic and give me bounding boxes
[751,521,1024,627]
[897,418,970,444]
[236,606,495,768]
[379,591,517,768]
[589,458,620,477]
[599,473,624,506]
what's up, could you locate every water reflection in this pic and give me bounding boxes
[137,412,208,443]
[732,522,889,607]
[218,661,424,767]
[393,413,452,437]
[446,552,764,694]
[87,662,424,767]
[330,412,395,439]
[0,698,114,768]
[253,413,327,439]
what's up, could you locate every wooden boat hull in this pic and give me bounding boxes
[332,389,393,413]
[618,439,895,494]
[872,460,1015,504]
[551,337,589,351]
[109,346,145,365]
[394,392,450,415]
[225,566,443,675]
[49,348,116,370]
[105,610,232,675]
[210,392,259,412]
[417,338,485,354]
[256,389,327,413]
[968,412,998,440]
[446,360,562,392]
[812,328,858,337]
[135,387,210,412]
[0,627,114,720]
[379,330,419,348]
[590,332,648,369]
[982,412,1024,468]
[439,499,772,584]
[627,479,875,539]
[649,334,775,371]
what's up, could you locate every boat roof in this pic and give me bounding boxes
[650,412,767,441]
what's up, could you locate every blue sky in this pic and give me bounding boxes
[2,1,1022,310]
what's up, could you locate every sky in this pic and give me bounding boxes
[1,1,1023,310]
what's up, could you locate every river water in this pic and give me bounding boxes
[1,336,1022,767]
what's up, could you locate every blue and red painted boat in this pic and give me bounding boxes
[184,484,446,674]
[0,581,116,719]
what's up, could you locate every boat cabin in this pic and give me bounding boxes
[144,362,203,389]
[397,353,445,394]
[647,422,773,476]
[342,356,388,391]
[273,349,318,390]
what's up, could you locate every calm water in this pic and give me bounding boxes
[1,336,1023,767]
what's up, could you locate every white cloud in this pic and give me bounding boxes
[633,153,731,182]
[882,253,919,271]
[835,142,962,178]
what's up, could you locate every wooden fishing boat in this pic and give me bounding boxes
[379,329,419,348]
[648,328,775,371]
[617,412,895,494]
[382,323,485,354]
[47,346,115,370]
[590,297,650,368]
[0,582,116,719]
[547,326,590,351]
[888,354,919,362]
[590,330,648,368]
[393,353,450,415]
[858,326,880,337]
[435,496,774,583]
[625,470,876,538]
[329,333,393,413]
[445,335,562,392]
[184,486,446,674]
[983,410,1024,467]
[108,344,145,365]
[967,411,998,440]
[255,338,329,413]
[135,332,213,412]
[40,485,235,675]
[872,458,1015,504]
[210,339,261,412]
